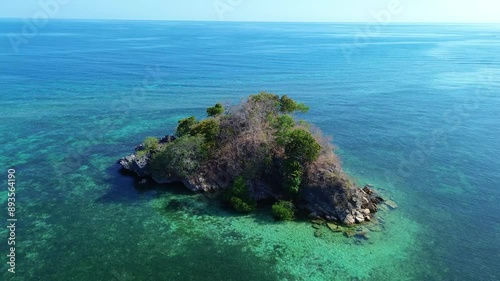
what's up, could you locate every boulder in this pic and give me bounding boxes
[354,211,365,223]
[343,214,355,225]
[362,186,373,195]
[118,154,151,177]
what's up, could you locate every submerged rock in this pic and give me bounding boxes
[354,211,365,223]
[343,229,356,238]
[355,231,370,240]
[384,199,398,209]
[326,223,343,232]
[368,224,384,232]
[314,229,323,238]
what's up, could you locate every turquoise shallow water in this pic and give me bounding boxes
[0,20,499,280]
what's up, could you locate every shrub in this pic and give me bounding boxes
[272,201,295,221]
[285,128,321,163]
[283,159,303,194]
[273,114,295,145]
[226,176,256,213]
[136,136,159,157]
[279,95,309,114]
[273,114,295,131]
[207,103,224,117]
[190,119,220,142]
[230,176,248,198]
[176,116,197,137]
[230,197,255,213]
[249,92,280,104]
[143,136,159,151]
[150,135,207,178]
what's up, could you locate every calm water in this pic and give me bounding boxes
[0,20,499,281]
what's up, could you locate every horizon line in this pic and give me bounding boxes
[0,17,499,25]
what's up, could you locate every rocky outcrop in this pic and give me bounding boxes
[118,94,392,226]
[120,141,383,226]
[118,135,177,177]
[118,154,151,178]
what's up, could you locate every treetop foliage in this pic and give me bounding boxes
[207,103,225,117]
[176,116,197,137]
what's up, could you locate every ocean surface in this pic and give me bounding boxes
[0,20,499,281]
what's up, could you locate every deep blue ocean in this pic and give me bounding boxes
[0,20,499,281]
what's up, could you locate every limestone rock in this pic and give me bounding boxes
[354,211,365,223]
[384,199,398,209]
[327,223,343,232]
[118,154,151,177]
[344,214,355,225]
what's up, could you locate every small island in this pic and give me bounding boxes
[119,93,383,225]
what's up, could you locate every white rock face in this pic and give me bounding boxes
[344,214,355,225]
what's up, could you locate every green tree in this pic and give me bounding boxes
[249,92,280,104]
[272,201,295,221]
[226,176,256,213]
[285,128,321,163]
[143,137,159,151]
[150,135,206,178]
[283,159,303,194]
[136,136,159,157]
[176,116,197,137]
[279,95,309,114]
[230,197,255,213]
[273,114,296,145]
[273,114,295,131]
[207,103,225,117]
[190,119,220,148]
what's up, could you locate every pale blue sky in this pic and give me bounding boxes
[0,0,499,22]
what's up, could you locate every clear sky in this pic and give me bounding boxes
[0,0,499,23]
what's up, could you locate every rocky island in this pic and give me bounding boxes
[119,93,383,225]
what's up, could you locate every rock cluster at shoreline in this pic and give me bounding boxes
[118,135,384,226]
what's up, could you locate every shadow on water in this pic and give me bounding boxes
[96,164,310,228]
[94,163,195,204]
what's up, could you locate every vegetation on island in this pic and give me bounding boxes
[271,200,295,221]
[126,92,375,223]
